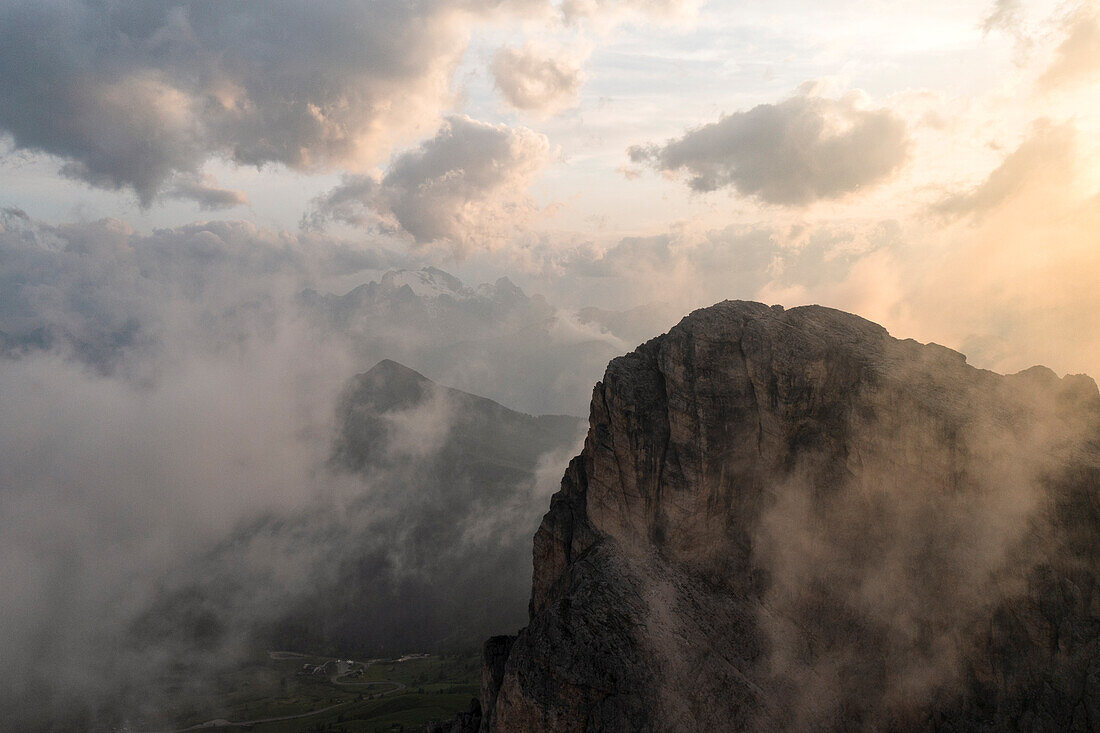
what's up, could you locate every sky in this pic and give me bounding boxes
[0,1,1098,726]
[1,0,1098,382]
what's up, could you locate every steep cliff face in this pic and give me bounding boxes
[480,301,1100,732]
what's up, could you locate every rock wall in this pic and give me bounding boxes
[479,301,1100,732]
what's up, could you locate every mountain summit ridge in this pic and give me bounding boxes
[462,299,1099,732]
[298,266,627,416]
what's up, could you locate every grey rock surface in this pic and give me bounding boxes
[480,301,1100,732]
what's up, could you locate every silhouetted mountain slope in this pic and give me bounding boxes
[134,360,581,667]
[334,358,579,474]
[473,301,1099,732]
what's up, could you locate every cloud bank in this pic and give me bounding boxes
[0,0,543,205]
[0,210,406,374]
[0,211,614,727]
[505,112,1099,384]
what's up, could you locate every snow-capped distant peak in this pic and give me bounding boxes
[379,267,474,299]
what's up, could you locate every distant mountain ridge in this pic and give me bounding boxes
[301,267,537,326]
[130,360,582,718]
[299,267,550,338]
[299,266,648,416]
[333,359,579,474]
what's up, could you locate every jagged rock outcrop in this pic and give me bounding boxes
[478,301,1100,732]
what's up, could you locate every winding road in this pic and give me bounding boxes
[140,701,350,732]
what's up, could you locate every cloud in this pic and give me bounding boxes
[0,210,406,373]
[165,172,249,210]
[491,43,589,114]
[758,121,1100,383]
[0,317,363,727]
[513,113,1098,385]
[933,120,1076,220]
[521,218,901,322]
[311,116,550,256]
[0,210,604,725]
[751,348,1096,729]
[561,0,701,25]
[0,0,544,205]
[982,0,1024,35]
[907,129,1100,380]
[1037,4,1100,91]
[628,89,912,206]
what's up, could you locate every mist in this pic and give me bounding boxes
[0,210,606,729]
[0,2,1097,729]
[747,341,1100,730]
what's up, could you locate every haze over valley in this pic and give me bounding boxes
[0,1,1098,730]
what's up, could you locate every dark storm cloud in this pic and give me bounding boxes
[0,0,544,205]
[311,116,549,255]
[628,90,911,206]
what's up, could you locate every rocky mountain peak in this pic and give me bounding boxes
[472,300,1099,732]
[353,358,432,408]
[379,267,473,299]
